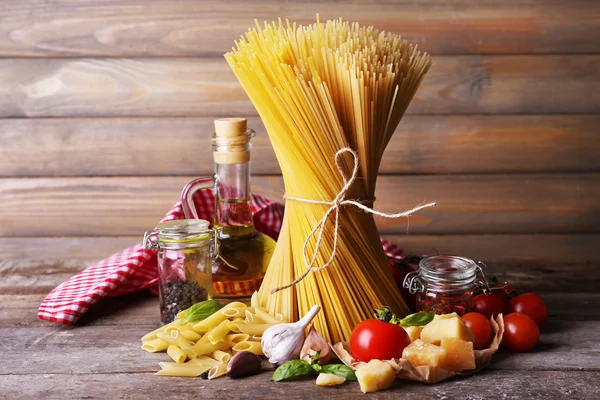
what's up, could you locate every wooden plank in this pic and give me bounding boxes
[2,234,599,264]
[1,174,598,236]
[2,371,598,399]
[2,320,598,375]
[2,255,597,296]
[0,1,598,56]
[1,56,598,117]
[3,291,597,329]
[2,115,599,177]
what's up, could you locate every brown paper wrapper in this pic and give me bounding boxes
[332,315,505,384]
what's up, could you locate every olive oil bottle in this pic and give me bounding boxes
[210,118,276,303]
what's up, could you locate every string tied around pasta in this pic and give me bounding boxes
[271,147,436,294]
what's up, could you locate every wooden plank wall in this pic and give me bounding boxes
[1,0,599,293]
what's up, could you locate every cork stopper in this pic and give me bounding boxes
[214,118,247,137]
[213,118,251,164]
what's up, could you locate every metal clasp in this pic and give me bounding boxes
[403,270,425,294]
[475,261,491,295]
[208,227,222,259]
[144,231,160,250]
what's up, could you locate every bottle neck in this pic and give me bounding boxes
[213,161,256,237]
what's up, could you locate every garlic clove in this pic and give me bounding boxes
[300,325,332,365]
[261,305,321,366]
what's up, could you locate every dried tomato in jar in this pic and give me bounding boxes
[402,255,490,316]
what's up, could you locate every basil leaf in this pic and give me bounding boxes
[182,300,222,324]
[311,363,322,373]
[310,350,321,365]
[399,311,435,327]
[321,364,357,381]
[272,360,314,382]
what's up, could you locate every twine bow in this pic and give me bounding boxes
[271,147,436,293]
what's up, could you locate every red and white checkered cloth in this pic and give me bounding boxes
[38,189,404,325]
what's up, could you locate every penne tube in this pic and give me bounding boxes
[250,291,259,308]
[207,320,231,345]
[180,330,202,342]
[221,306,247,318]
[226,321,242,333]
[254,308,282,324]
[192,340,229,356]
[167,345,187,363]
[232,340,263,356]
[276,313,284,322]
[212,350,231,363]
[141,338,169,353]
[232,322,276,336]
[245,310,265,324]
[224,301,247,308]
[225,333,250,347]
[195,355,220,366]
[155,364,211,377]
[156,330,192,350]
[208,362,228,380]
[140,320,180,342]
[251,335,262,341]
[177,310,186,320]
[181,346,198,360]
[192,311,229,333]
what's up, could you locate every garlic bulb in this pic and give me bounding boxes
[261,305,320,366]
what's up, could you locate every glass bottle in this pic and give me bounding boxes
[144,219,219,323]
[403,255,491,316]
[182,118,276,303]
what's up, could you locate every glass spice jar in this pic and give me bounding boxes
[403,255,491,316]
[144,219,220,323]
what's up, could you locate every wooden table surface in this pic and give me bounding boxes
[2,261,599,399]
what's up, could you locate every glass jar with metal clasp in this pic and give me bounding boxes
[144,219,220,323]
[403,255,491,316]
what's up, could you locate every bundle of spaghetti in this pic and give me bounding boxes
[225,17,431,343]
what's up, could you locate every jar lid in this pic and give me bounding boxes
[150,219,212,250]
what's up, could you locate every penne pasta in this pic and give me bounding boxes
[177,310,186,320]
[221,306,247,318]
[225,301,247,308]
[192,311,229,333]
[140,320,180,342]
[156,331,191,350]
[195,355,220,367]
[226,321,242,333]
[250,291,259,308]
[208,362,228,380]
[232,340,263,356]
[180,330,201,342]
[232,322,276,336]
[192,340,228,356]
[141,338,170,353]
[245,310,265,324]
[224,333,250,347]
[167,345,187,363]
[155,364,211,377]
[181,346,198,360]
[207,320,231,345]
[212,350,231,363]
[254,308,283,324]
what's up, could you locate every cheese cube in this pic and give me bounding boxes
[316,373,346,386]
[420,316,475,345]
[434,312,459,320]
[355,360,396,393]
[402,339,447,367]
[439,337,475,371]
[404,326,424,342]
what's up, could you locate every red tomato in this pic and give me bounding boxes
[462,312,493,350]
[350,320,410,362]
[508,293,548,326]
[471,293,507,319]
[502,313,540,352]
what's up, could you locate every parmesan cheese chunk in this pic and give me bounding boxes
[439,337,476,371]
[315,373,346,386]
[355,360,396,393]
[404,325,424,342]
[420,315,475,345]
[402,339,447,367]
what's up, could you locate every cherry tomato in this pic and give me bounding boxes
[502,313,540,352]
[350,319,410,362]
[471,293,507,319]
[462,312,493,350]
[508,293,547,326]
